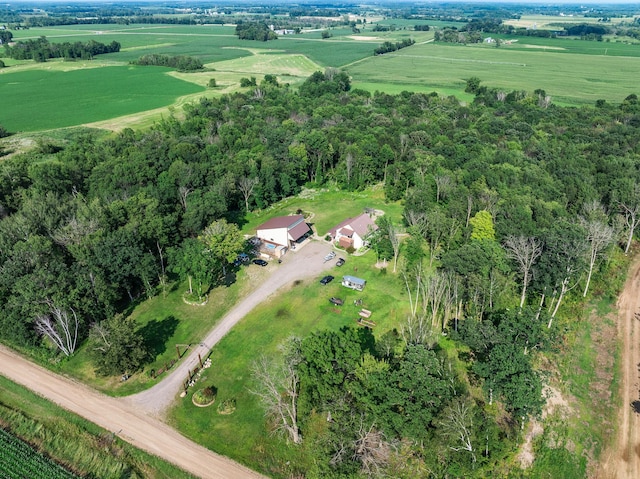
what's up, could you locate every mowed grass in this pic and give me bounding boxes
[0,64,204,132]
[241,186,404,237]
[168,250,409,474]
[347,41,640,105]
[57,269,253,396]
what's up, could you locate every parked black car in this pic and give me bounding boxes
[336,258,345,267]
[253,259,268,266]
[320,275,334,285]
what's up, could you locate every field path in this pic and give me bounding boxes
[597,255,640,478]
[0,240,335,478]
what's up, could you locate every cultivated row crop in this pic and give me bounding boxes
[0,428,79,479]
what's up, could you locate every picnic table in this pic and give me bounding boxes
[358,308,372,319]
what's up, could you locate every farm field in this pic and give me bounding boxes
[0,428,79,479]
[504,14,637,29]
[0,64,204,132]
[0,376,195,478]
[3,21,640,134]
[348,41,640,105]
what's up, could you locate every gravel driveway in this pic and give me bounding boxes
[127,240,336,416]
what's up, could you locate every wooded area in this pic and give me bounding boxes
[1,66,639,475]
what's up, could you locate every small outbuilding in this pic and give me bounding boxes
[342,275,366,291]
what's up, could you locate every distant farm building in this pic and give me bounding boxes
[328,213,378,250]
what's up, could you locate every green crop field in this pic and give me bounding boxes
[0,65,204,132]
[347,41,640,105]
[3,21,640,133]
[0,428,79,479]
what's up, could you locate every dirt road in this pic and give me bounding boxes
[127,240,335,416]
[0,240,336,479]
[598,257,640,479]
[0,344,264,479]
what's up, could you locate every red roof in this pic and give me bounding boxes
[329,213,378,238]
[288,220,311,241]
[257,214,305,231]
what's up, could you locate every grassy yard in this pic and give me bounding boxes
[168,249,410,475]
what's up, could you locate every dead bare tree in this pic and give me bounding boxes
[504,236,543,309]
[580,203,615,297]
[237,176,259,213]
[387,220,401,273]
[619,192,640,254]
[434,174,452,203]
[353,419,392,475]
[249,338,302,444]
[34,304,79,356]
[438,399,476,464]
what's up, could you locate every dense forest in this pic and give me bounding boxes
[1,69,640,475]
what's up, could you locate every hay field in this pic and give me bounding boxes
[347,42,640,105]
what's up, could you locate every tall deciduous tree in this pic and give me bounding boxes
[237,176,259,212]
[250,337,302,444]
[89,314,147,377]
[199,219,244,277]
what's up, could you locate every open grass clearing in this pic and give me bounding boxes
[168,249,409,474]
[504,14,635,30]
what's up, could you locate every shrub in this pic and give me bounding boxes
[346,246,356,254]
[208,78,217,88]
[193,386,217,406]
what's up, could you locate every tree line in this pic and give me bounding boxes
[132,54,203,72]
[3,36,120,62]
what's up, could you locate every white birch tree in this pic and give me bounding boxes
[580,202,614,297]
[34,304,79,356]
[504,236,543,309]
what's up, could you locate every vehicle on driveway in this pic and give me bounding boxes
[336,257,345,267]
[324,251,336,262]
[253,259,268,266]
[320,275,334,285]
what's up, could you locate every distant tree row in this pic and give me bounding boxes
[3,36,120,62]
[133,54,203,72]
[374,38,415,55]
[235,21,278,41]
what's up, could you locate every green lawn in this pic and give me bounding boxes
[168,250,409,475]
[0,65,204,132]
